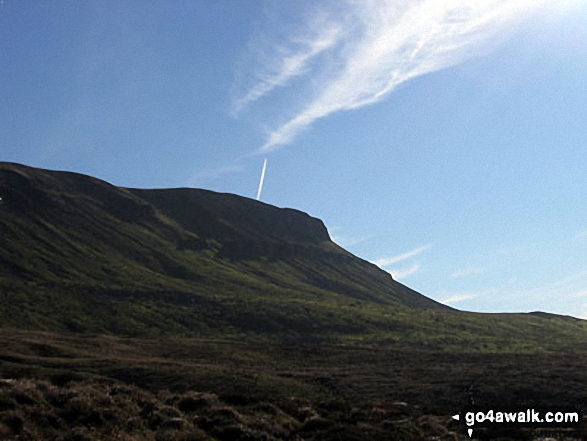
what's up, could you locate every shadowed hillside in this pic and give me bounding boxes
[4,162,587,440]
[1,162,587,352]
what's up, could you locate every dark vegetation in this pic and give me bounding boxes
[2,162,587,439]
[0,376,471,441]
[3,330,587,413]
[1,162,586,351]
[2,332,587,440]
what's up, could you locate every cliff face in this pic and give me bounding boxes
[128,188,331,260]
[131,188,330,244]
[0,162,330,256]
[0,162,449,338]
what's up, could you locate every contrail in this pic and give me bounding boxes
[256,157,268,201]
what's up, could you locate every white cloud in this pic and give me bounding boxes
[440,293,477,305]
[372,244,431,267]
[234,24,343,113]
[497,270,587,313]
[239,0,574,152]
[387,263,421,280]
[372,244,431,280]
[573,231,587,242]
[451,267,483,278]
[331,234,371,248]
[187,164,243,183]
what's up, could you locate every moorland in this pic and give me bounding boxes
[1,162,586,440]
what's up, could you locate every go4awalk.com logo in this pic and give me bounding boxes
[452,408,581,438]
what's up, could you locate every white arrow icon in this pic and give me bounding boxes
[451,413,472,437]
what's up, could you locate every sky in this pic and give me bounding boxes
[2,0,587,317]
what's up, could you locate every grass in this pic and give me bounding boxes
[2,330,587,440]
[2,329,587,413]
[2,161,587,352]
[3,162,587,439]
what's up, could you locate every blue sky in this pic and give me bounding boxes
[2,0,587,317]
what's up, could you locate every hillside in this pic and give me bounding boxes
[1,162,587,351]
[4,162,587,440]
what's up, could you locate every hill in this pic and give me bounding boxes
[1,162,587,352]
[4,162,587,440]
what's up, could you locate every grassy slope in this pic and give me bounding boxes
[1,162,587,352]
[3,162,587,440]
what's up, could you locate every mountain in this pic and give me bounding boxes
[1,162,586,351]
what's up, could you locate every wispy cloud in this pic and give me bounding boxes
[331,233,371,248]
[499,270,587,313]
[435,271,587,315]
[451,267,483,278]
[532,270,587,298]
[440,293,477,305]
[372,244,431,267]
[573,230,587,242]
[372,244,431,280]
[388,263,421,280]
[234,24,343,114]
[571,289,587,299]
[187,164,243,184]
[240,0,567,152]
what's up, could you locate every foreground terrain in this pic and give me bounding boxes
[2,162,587,439]
[1,376,466,441]
[1,330,587,440]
